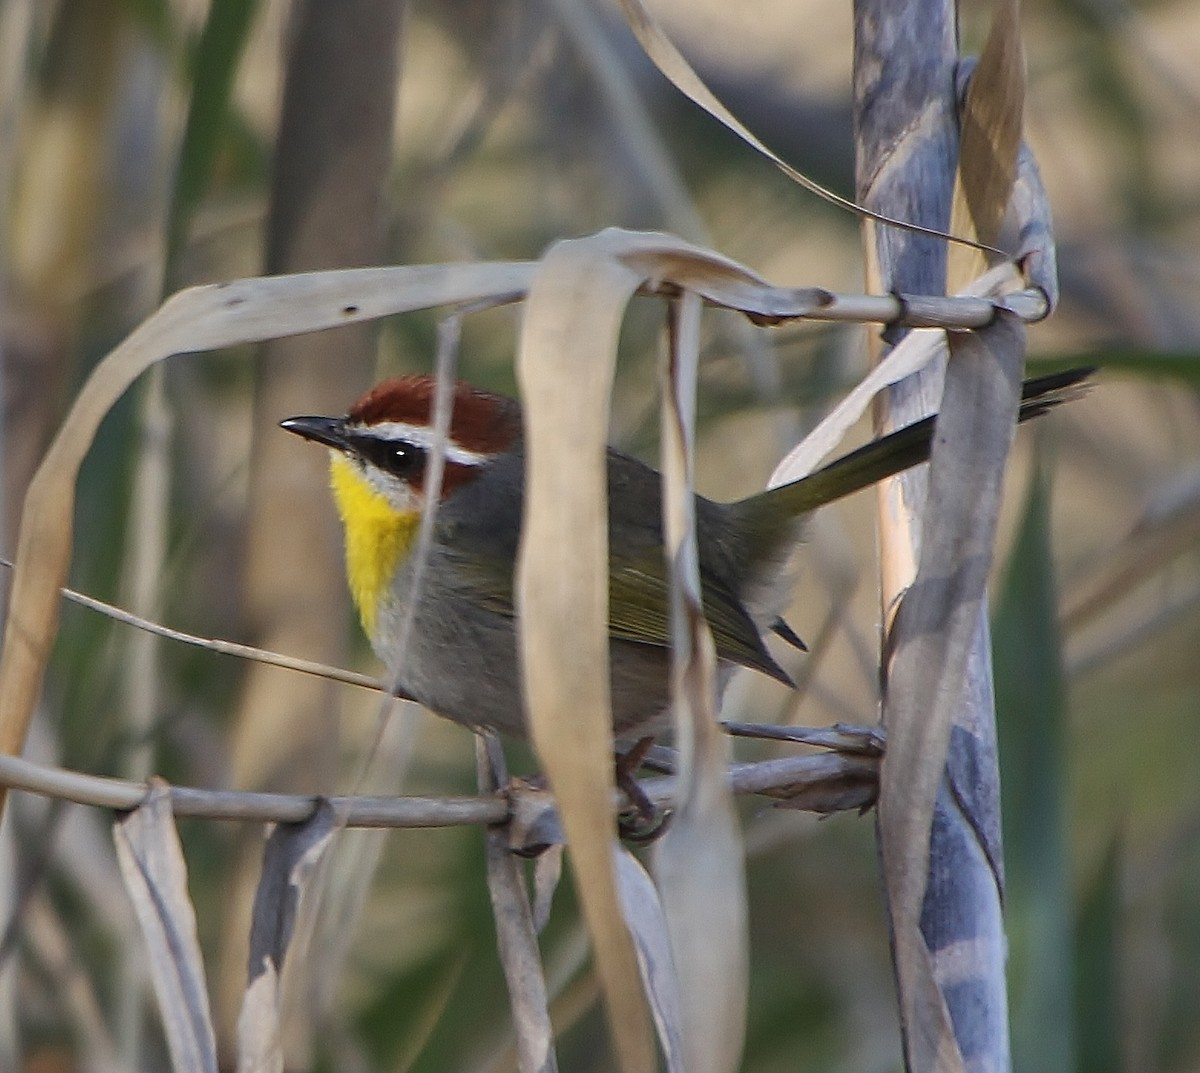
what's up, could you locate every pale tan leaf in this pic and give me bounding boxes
[615,0,990,251]
[613,849,684,1073]
[532,846,564,936]
[948,0,1026,288]
[113,779,218,1073]
[236,965,282,1073]
[514,228,812,1072]
[515,231,655,1073]
[652,292,746,1073]
[1009,142,1059,310]
[247,803,340,987]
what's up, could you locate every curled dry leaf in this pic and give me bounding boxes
[515,232,654,1072]
[874,2,1029,1067]
[113,779,218,1073]
[614,849,685,1073]
[238,801,340,1073]
[614,0,998,254]
[652,292,747,1073]
[947,0,1026,289]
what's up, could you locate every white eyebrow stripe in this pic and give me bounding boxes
[350,421,492,466]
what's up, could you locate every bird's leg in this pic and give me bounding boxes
[614,736,671,842]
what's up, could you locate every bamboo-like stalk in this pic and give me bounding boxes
[853,2,1033,1071]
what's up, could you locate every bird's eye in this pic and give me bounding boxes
[353,434,427,480]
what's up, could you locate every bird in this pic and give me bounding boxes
[280,369,1086,743]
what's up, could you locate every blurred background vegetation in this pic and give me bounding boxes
[1,0,1198,1071]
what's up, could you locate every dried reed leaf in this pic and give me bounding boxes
[948,0,1025,288]
[878,313,1025,1072]
[0,262,535,816]
[532,845,564,936]
[237,966,283,1073]
[615,0,994,251]
[652,293,746,1073]
[483,835,557,1073]
[613,849,684,1073]
[1009,139,1059,311]
[238,802,339,1073]
[515,231,654,1073]
[113,779,218,1073]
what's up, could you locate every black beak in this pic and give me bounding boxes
[279,415,351,451]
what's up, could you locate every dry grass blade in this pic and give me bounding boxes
[948,0,1025,289]
[616,0,1000,255]
[613,849,684,1073]
[237,969,283,1073]
[113,779,218,1073]
[651,294,746,1073]
[0,261,534,817]
[880,7,1027,1065]
[859,7,1030,1065]
[515,232,654,1073]
[878,314,1025,1072]
[237,802,339,1073]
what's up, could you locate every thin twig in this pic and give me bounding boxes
[0,558,387,694]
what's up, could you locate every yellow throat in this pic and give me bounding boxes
[328,453,420,637]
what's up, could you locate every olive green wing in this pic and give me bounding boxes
[445,542,790,685]
[436,508,792,686]
[606,557,793,685]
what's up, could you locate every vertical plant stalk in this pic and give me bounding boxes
[219,0,404,1057]
[854,1,1026,1070]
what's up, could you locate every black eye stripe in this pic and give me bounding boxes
[350,433,427,479]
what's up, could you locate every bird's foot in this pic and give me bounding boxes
[614,736,671,843]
